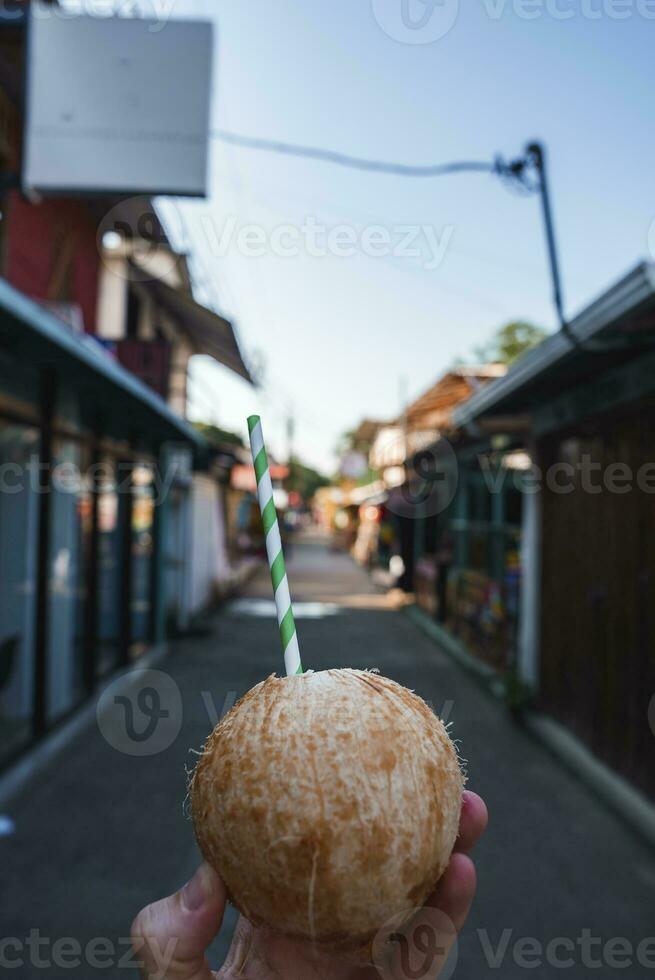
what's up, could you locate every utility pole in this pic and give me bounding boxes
[498,141,575,343]
[526,142,566,335]
[399,375,409,467]
[215,130,575,342]
[286,409,295,489]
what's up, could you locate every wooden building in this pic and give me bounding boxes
[367,366,506,591]
[453,261,655,798]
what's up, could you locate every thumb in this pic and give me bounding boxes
[131,862,226,980]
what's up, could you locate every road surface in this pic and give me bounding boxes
[2,532,654,977]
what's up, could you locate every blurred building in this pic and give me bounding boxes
[0,267,209,771]
[96,236,252,628]
[413,262,655,799]
[369,366,506,481]
[0,6,252,772]
[353,367,507,585]
[229,458,289,558]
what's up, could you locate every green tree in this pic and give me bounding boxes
[287,459,330,501]
[192,422,244,447]
[475,320,547,365]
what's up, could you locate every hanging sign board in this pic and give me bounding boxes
[23,4,213,197]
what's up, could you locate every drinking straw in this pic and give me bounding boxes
[247,415,303,676]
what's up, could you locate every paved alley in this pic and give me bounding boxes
[2,533,654,978]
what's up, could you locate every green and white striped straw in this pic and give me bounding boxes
[247,415,302,676]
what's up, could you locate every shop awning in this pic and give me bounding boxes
[454,261,655,427]
[0,276,205,451]
[231,462,288,492]
[142,278,253,384]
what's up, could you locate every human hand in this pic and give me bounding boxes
[131,790,487,980]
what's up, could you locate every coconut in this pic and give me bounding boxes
[191,668,464,951]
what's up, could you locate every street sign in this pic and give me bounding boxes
[23,4,213,197]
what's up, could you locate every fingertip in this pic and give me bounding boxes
[181,862,224,913]
[131,865,227,978]
[457,790,488,854]
[446,852,477,895]
[462,790,488,826]
[429,853,477,932]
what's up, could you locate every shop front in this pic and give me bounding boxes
[451,260,655,796]
[0,280,202,772]
[407,439,524,671]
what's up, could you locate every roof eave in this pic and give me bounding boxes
[453,261,655,427]
[0,277,205,450]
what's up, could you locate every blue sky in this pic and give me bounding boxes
[155,0,654,472]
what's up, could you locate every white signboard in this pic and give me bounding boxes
[23,5,213,197]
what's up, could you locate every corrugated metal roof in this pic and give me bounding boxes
[453,261,655,427]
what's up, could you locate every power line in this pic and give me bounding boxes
[215,169,589,290]
[206,133,571,336]
[188,370,220,410]
[212,129,496,179]
[169,175,520,321]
